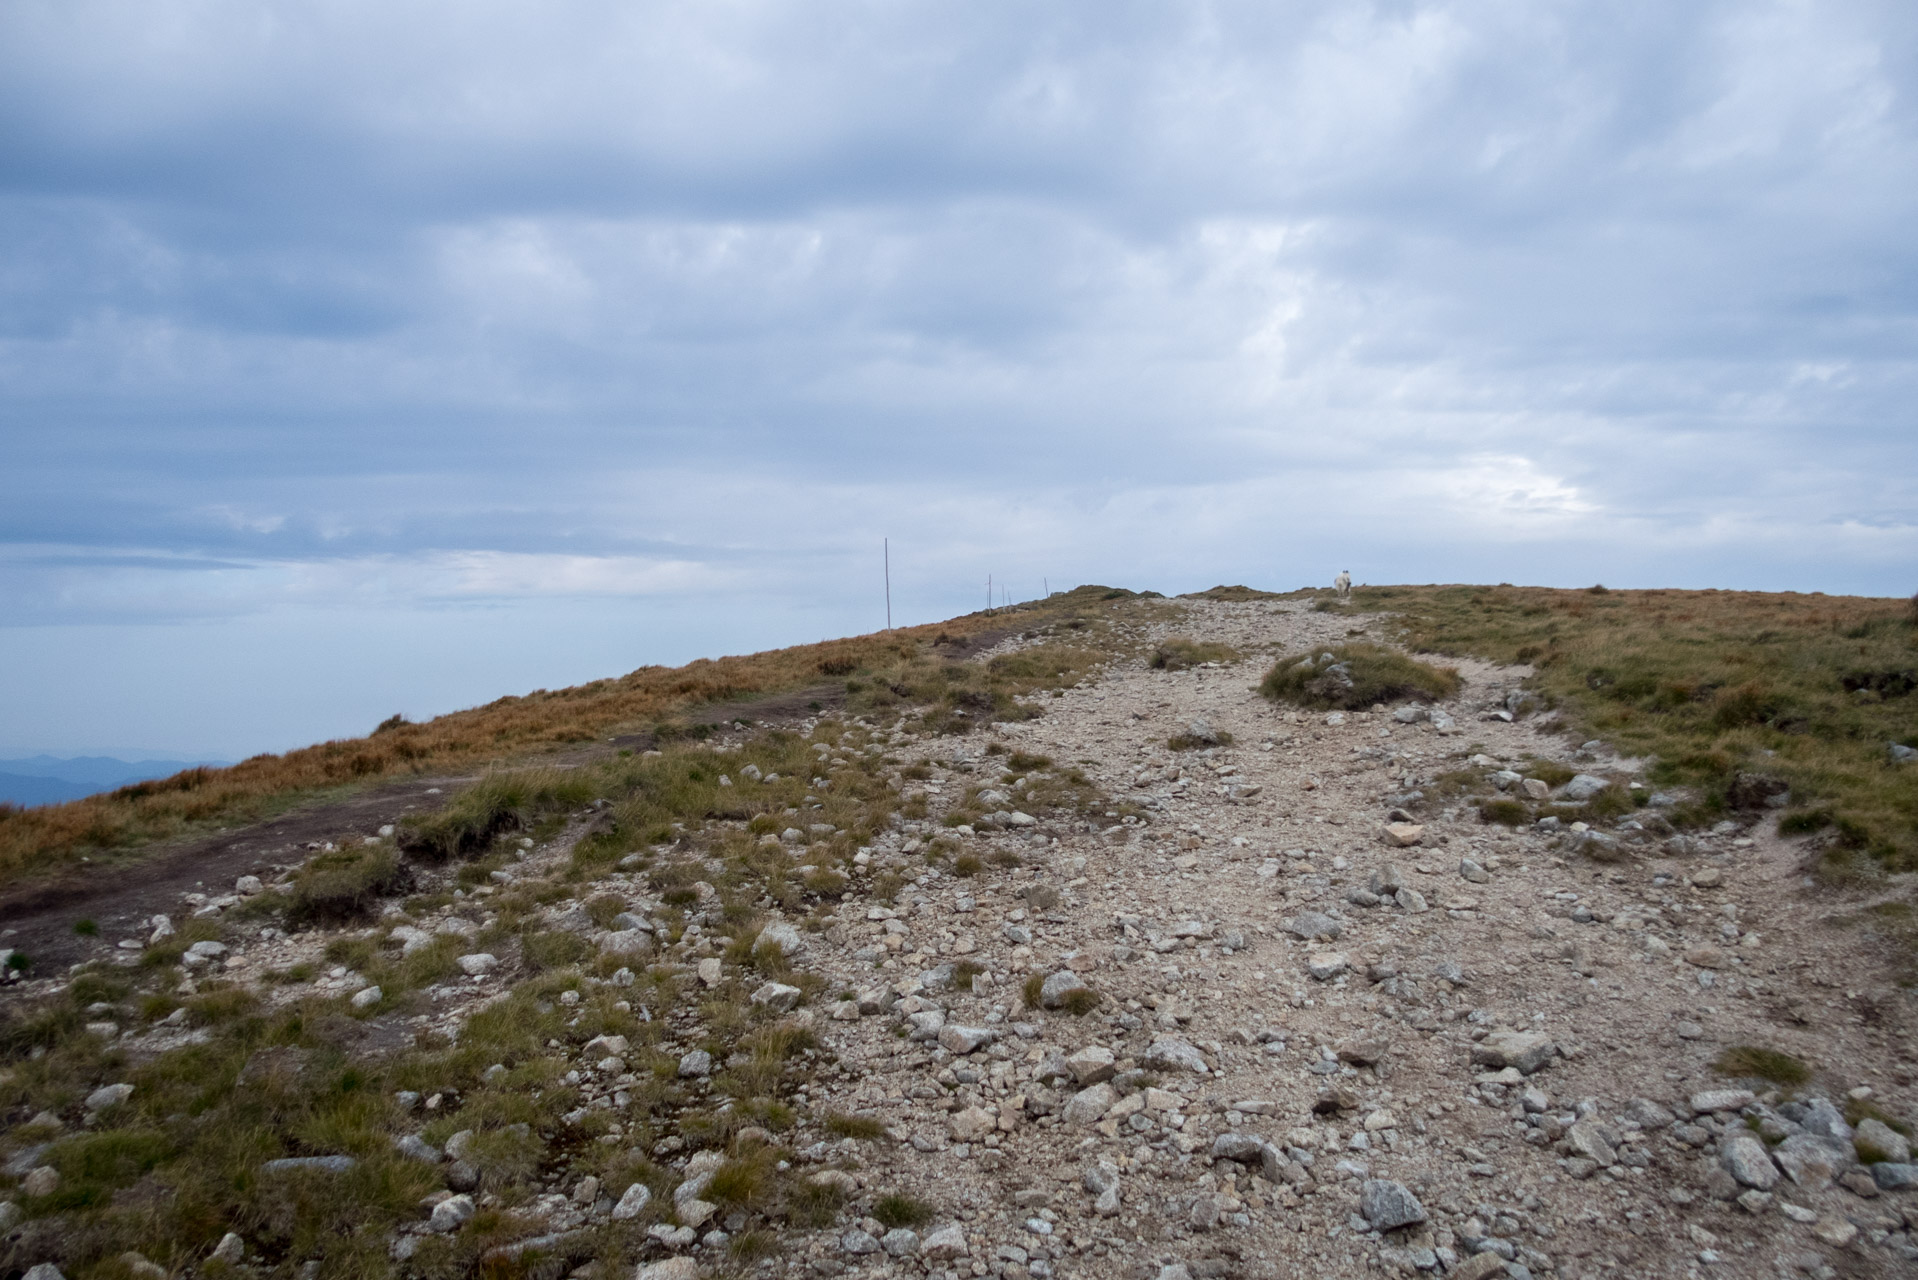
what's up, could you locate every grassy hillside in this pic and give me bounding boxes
[0,587,1160,891]
[1322,583,1918,868]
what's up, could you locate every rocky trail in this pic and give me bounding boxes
[5,598,1916,1280]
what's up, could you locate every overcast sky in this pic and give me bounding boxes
[3,1,1914,759]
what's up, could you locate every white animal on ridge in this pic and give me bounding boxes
[1334,570,1352,600]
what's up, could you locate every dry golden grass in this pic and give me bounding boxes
[0,587,1143,890]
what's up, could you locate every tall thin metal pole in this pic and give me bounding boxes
[884,539,891,630]
[987,574,992,613]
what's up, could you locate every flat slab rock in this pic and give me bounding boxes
[1470,1028,1556,1074]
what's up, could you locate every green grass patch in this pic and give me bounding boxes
[823,1111,889,1140]
[1713,1045,1812,1086]
[1149,638,1243,671]
[874,1193,935,1229]
[1260,642,1462,711]
[1333,584,1918,868]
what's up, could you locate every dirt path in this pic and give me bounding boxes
[762,598,1918,1278]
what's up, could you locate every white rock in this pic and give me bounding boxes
[750,982,801,1012]
[612,1181,653,1220]
[1306,951,1348,981]
[85,1083,134,1111]
[756,921,806,957]
[429,1194,475,1232]
[209,1232,246,1264]
[456,953,498,976]
[350,986,382,1010]
[636,1258,700,1280]
[920,1224,968,1260]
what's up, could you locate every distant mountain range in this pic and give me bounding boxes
[0,756,230,809]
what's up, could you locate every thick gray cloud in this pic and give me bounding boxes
[2,0,1915,756]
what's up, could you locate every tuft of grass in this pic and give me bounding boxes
[1167,730,1234,751]
[953,854,983,877]
[1149,638,1243,671]
[874,1193,935,1229]
[706,1153,775,1208]
[952,960,985,991]
[1021,973,1044,1009]
[286,844,412,924]
[399,768,594,862]
[783,1175,846,1228]
[1260,642,1462,710]
[1713,1045,1812,1086]
[1478,799,1530,827]
[1058,988,1102,1016]
[823,1111,889,1140]
[72,918,98,936]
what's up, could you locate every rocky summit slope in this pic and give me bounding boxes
[4,597,1916,1280]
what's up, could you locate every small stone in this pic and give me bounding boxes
[949,1105,997,1141]
[1038,970,1093,1009]
[1307,951,1349,981]
[750,982,801,1012]
[880,1228,920,1256]
[1870,1162,1917,1190]
[1452,1256,1506,1280]
[1065,1045,1117,1084]
[209,1232,246,1264]
[841,1229,881,1255]
[118,1255,166,1280]
[1721,1134,1781,1190]
[85,1083,134,1111]
[1689,1089,1755,1115]
[678,1050,712,1078]
[1140,1038,1209,1074]
[920,1223,969,1260]
[1560,774,1610,801]
[636,1260,700,1280]
[261,1155,357,1174]
[456,953,498,976]
[755,921,806,958]
[1565,1119,1617,1166]
[1382,823,1425,848]
[1063,1083,1119,1125]
[235,875,263,895]
[429,1194,475,1232]
[1811,1217,1857,1248]
[1856,1117,1911,1163]
[1284,911,1342,941]
[697,958,722,987]
[22,1167,59,1197]
[393,1134,442,1163]
[22,1267,65,1280]
[599,929,653,957]
[1472,1028,1556,1074]
[1458,858,1491,883]
[612,1181,653,1219]
[1735,1189,1773,1215]
[350,986,382,1010]
[1772,1134,1852,1192]
[1337,1037,1389,1066]
[1359,1179,1426,1230]
[1684,946,1727,969]
[939,1025,996,1054]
